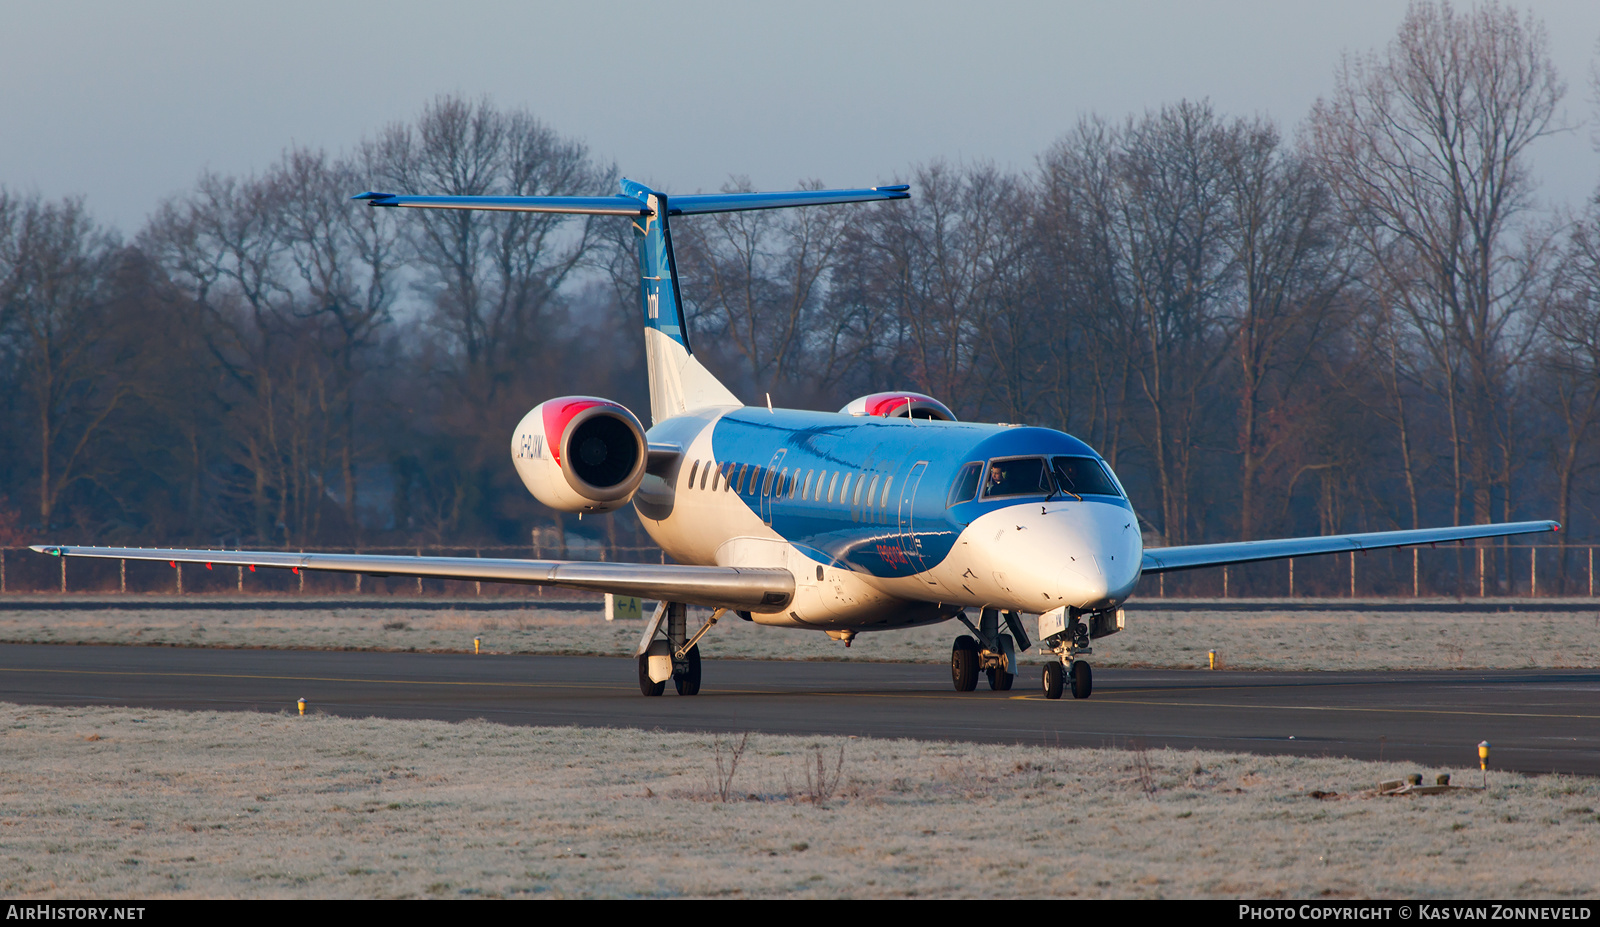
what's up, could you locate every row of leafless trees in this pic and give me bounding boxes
[3,2,1599,592]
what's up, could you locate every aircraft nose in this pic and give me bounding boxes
[1034,504,1141,610]
[966,500,1142,611]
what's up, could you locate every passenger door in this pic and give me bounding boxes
[896,461,929,573]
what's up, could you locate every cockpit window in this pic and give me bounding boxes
[1051,456,1122,497]
[983,456,1053,498]
[947,462,982,507]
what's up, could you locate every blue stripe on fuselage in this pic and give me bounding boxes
[698,408,1130,576]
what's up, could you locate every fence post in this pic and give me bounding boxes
[299,551,305,593]
[475,548,482,597]
[1478,546,1485,598]
[237,564,243,593]
[120,559,126,593]
[1287,558,1294,597]
[2,549,7,594]
[415,549,422,595]
[176,563,183,595]
[60,555,66,594]
[1412,548,1419,597]
[1590,547,1594,598]
[1222,567,1228,599]
[1530,546,1536,598]
[1350,551,1356,598]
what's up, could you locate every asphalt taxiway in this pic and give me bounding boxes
[1,643,1594,775]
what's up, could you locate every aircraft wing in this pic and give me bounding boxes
[1140,520,1560,574]
[28,545,793,611]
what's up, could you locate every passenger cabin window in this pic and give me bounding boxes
[947,462,983,507]
[687,461,699,487]
[982,457,1052,498]
[1051,456,1122,497]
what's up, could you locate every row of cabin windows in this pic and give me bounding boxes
[682,459,897,509]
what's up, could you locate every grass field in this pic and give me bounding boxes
[1,702,1596,899]
[0,595,1595,671]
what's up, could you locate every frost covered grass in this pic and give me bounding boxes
[0,702,1595,899]
[1,596,1596,671]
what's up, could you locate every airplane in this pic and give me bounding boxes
[32,178,1559,700]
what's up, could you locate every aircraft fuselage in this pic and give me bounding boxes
[632,406,1143,631]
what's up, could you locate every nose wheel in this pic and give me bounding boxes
[1040,612,1097,700]
[1069,660,1092,698]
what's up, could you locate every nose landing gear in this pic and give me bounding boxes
[1039,608,1110,700]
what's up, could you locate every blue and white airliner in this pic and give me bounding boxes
[33,180,1559,699]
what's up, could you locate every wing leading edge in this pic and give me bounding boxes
[29,546,793,611]
[1140,520,1560,574]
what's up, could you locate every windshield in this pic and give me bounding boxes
[1051,456,1122,497]
[982,457,1053,498]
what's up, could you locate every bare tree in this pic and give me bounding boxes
[275,145,403,536]
[0,192,126,529]
[1310,0,1565,535]
[674,178,855,399]
[371,95,610,405]
[1220,119,1349,538]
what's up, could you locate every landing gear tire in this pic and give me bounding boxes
[673,644,702,696]
[986,666,1014,691]
[951,636,979,692]
[1042,662,1064,699]
[1070,660,1092,699]
[638,654,665,697]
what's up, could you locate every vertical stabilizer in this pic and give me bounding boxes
[624,180,742,425]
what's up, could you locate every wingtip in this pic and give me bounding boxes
[350,191,395,203]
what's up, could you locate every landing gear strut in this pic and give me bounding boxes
[949,607,1026,692]
[636,602,720,696]
[1040,608,1104,700]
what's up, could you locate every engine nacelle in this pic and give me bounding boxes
[510,397,648,513]
[840,391,957,421]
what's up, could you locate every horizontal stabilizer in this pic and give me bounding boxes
[1140,520,1560,574]
[353,193,649,216]
[351,184,909,217]
[29,545,794,611]
[667,185,909,215]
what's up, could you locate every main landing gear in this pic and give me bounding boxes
[636,602,720,696]
[949,607,1029,692]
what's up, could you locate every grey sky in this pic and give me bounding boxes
[3,0,1597,233]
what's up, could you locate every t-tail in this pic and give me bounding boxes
[355,180,909,424]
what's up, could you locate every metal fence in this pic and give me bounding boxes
[0,542,1594,598]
